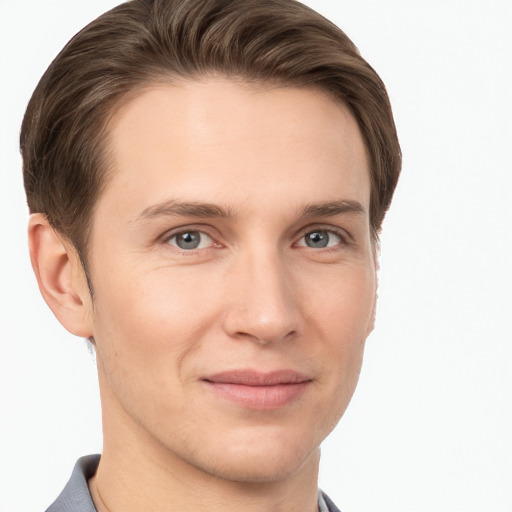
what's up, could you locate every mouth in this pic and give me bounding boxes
[202,370,312,410]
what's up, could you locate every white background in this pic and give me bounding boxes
[0,1,511,511]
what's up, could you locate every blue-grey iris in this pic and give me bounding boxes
[305,231,329,248]
[176,232,201,250]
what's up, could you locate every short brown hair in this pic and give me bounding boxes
[21,0,401,264]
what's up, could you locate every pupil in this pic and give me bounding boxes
[177,232,200,249]
[306,231,328,248]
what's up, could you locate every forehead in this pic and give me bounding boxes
[99,78,370,219]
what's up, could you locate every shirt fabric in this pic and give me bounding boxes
[45,455,341,512]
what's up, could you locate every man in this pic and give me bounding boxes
[21,0,401,510]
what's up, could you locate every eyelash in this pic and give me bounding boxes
[294,226,350,251]
[161,225,350,253]
[163,227,219,253]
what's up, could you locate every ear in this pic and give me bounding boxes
[28,214,93,338]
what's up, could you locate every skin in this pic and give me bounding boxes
[29,78,376,512]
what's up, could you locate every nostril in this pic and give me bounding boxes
[231,326,297,346]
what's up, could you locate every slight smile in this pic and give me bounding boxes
[202,370,312,410]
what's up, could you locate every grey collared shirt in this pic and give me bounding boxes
[45,455,341,512]
[45,455,100,512]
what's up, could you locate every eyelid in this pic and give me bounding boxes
[159,224,221,248]
[167,231,214,250]
[294,224,352,245]
[157,222,352,251]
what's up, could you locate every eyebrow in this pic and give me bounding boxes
[133,198,366,224]
[134,200,234,223]
[301,200,366,218]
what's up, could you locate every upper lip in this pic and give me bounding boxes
[203,370,311,386]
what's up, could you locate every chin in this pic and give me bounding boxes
[176,427,322,484]
[199,449,318,484]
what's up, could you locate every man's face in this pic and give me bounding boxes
[84,78,376,482]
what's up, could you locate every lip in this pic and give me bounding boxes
[202,370,312,410]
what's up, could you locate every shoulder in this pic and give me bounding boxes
[319,490,342,512]
[45,455,100,512]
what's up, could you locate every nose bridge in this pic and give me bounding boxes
[223,243,300,344]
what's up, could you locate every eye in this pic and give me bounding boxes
[167,231,214,250]
[296,229,343,249]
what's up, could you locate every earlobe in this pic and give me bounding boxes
[28,214,93,338]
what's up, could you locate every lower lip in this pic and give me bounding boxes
[203,381,310,410]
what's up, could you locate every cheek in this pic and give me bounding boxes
[90,263,230,397]
[93,265,215,342]
[305,260,376,341]
[94,273,202,387]
[90,269,218,424]
[304,262,375,411]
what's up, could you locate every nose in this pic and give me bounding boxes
[221,248,301,345]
